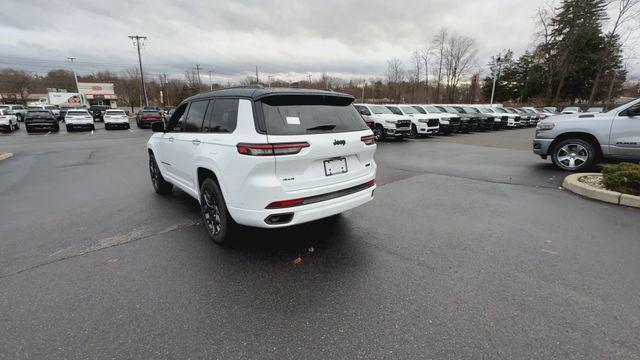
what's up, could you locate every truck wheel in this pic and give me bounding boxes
[200,177,235,245]
[66,125,72,132]
[149,153,173,195]
[16,114,23,122]
[374,125,385,142]
[551,139,596,172]
[408,124,418,139]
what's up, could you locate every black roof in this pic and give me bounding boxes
[184,87,354,103]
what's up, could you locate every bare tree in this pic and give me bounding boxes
[432,28,448,103]
[597,0,640,103]
[536,6,557,104]
[420,48,432,102]
[386,57,405,102]
[0,69,32,102]
[410,50,423,102]
[442,34,478,102]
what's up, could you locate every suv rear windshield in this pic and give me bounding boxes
[260,95,367,135]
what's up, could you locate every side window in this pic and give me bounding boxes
[182,100,209,132]
[203,98,238,133]
[387,106,402,116]
[168,103,189,132]
[355,105,371,116]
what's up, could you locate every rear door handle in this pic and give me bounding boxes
[192,139,201,146]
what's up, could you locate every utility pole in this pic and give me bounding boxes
[490,54,502,106]
[194,64,202,89]
[159,75,164,108]
[208,70,213,91]
[255,65,259,84]
[128,35,148,106]
[361,81,366,103]
[267,75,274,88]
[67,57,80,92]
[307,74,312,86]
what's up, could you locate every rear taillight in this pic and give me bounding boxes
[364,179,375,188]
[361,135,375,145]
[236,142,309,156]
[266,198,305,209]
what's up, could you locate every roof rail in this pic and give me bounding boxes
[218,84,264,90]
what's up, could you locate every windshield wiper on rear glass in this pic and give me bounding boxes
[306,124,336,131]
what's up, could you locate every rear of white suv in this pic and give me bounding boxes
[65,109,95,131]
[104,109,130,130]
[147,88,377,245]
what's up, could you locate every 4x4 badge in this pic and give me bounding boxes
[333,139,346,146]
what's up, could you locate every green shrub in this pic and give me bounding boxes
[601,162,640,196]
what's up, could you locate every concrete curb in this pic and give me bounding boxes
[0,152,14,162]
[562,173,640,208]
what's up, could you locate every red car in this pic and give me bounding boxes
[136,110,163,128]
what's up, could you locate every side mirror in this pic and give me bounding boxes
[151,121,165,133]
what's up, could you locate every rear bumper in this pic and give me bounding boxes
[26,122,57,129]
[228,184,375,228]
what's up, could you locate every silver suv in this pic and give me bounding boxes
[533,98,640,171]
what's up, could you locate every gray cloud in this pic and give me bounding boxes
[1,0,637,81]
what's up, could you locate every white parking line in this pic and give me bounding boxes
[91,130,94,135]
[128,129,134,133]
[44,131,52,136]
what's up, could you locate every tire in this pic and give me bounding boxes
[126,123,130,129]
[26,125,32,133]
[199,177,235,245]
[16,114,23,122]
[149,153,173,195]
[136,120,142,129]
[53,124,59,132]
[91,124,95,131]
[408,124,418,139]
[105,124,110,130]
[551,138,597,172]
[66,125,72,132]
[7,122,13,133]
[374,124,385,142]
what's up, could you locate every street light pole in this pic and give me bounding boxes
[208,70,213,91]
[267,75,274,88]
[128,35,149,107]
[67,57,80,92]
[490,54,502,106]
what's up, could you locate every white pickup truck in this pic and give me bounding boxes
[354,104,412,141]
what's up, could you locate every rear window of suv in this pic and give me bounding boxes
[260,95,367,135]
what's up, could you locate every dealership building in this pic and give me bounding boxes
[78,82,118,107]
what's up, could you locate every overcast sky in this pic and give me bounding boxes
[1,0,638,83]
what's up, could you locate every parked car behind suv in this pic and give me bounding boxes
[28,105,60,120]
[414,105,461,134]
[148,88,377,244]
[353,104,411,141]
[533,98,640,171]
[435,106,478,133]
[0,104,27,122]
[0,108,20,132]
[136,109,163,128]
[385,104,439,138]
[104,109,130,130]
[25,109,59,133]
[65,109,95,132]
[90,105,111,121]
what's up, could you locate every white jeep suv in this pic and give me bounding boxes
[104,109,130,130]
[353,104,411,141]
[65,109,95,132]
[147,88,377,244]
[385,105,439,138]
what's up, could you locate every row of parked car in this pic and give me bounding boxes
[0,103,172,133]
[353,103,551,141]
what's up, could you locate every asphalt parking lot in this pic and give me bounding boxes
[1,125,640,359]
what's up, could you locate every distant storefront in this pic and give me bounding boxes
[78,83,118,107]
